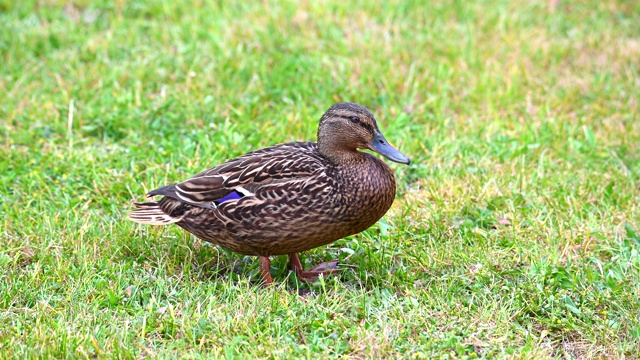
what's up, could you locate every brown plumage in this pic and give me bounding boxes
[129,102,410,285]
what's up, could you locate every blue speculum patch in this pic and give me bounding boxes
[214,190,243,205]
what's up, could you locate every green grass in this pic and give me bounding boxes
[2,0,639,357]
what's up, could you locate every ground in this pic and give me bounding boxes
[1,0,639,358]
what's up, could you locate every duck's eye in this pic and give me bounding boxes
[349,116,360,124]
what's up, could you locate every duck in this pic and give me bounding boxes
[129,102,410,285]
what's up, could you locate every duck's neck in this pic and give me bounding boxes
[317,141,365,165]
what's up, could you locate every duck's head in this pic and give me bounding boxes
[317,102,411,165]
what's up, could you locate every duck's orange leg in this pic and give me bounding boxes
[288,253,339,282]
[259,256,274,286]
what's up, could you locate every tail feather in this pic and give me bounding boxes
[129,201,182,225]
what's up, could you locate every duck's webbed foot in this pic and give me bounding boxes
[288,253,339,282]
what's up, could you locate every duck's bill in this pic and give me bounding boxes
[369,131,411,165]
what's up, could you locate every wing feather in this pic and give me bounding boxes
[145,142,325,209]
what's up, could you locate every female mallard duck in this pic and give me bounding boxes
[129,102,410,285]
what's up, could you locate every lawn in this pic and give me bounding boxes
[1,0,639,358]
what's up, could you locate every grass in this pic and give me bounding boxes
[1,0,639,357]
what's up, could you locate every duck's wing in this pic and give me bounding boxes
[146,142,325,209]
